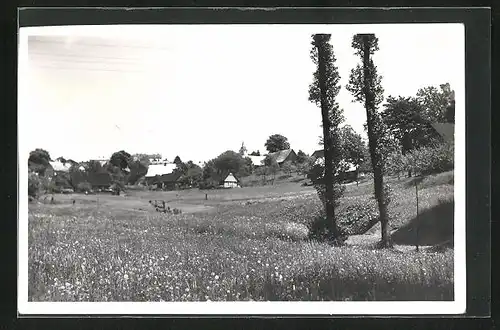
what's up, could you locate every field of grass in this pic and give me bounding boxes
[28,171,454,302]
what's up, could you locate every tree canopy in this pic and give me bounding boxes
[265,134,290,153]
[416,83,455,123]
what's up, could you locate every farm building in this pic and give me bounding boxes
[146,171,183,191]
[222,172,241,188]
[267,149,297,165]
[145,161,177,177]
[48,160,72,173]
[431,123,454,144]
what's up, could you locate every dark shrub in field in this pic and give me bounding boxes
[76,181,93,193]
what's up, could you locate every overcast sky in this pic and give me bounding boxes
[20,24,464,163]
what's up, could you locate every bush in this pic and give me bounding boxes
[76,181,92,193]
[406,142,454,176]
[28,173,41,198]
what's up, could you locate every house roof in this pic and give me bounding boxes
[431,123,454,143]
[311,149,324,158]
[49,161,71,172]
[145,163,177,177]
[268,149,295,164]
[247,155,266,166]
[224,172,239,183]
[313,158,357,172]
[154,171,183,183]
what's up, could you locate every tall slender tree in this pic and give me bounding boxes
[346,34,392,248]
[309,34,344,242]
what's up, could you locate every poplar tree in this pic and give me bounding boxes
[309,34,344,243]
[346,34,392,248]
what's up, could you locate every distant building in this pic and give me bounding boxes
[222,172,241,188]
[311,149,324,159]
[267,149,297,165]
[145,161,177,177]
[146,171,183,191]
[431,123,454,144]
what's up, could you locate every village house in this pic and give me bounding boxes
[144,160,180,190]
[222,172,241,188]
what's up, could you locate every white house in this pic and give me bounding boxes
[145,161,177,178]
[223,172,241,188]
[49,160,71,173]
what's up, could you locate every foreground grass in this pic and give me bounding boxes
[28,192,454,301]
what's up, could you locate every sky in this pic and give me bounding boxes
[20,24,464,164]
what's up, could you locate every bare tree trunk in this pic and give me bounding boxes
[316,38,340,241]
[361,35,391,248]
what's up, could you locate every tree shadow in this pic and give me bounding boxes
[390,198,454,246]
[404,175,426,189]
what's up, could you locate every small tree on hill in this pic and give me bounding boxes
[28,148,52,176]
[265,134,290,153]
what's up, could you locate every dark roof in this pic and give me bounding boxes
[150,171,183,184]
[70,171,111,187]
[311,149,324,158]
[267,149,296,163]
[431,123,454,143]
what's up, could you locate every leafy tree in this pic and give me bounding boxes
[84,160,106,174]
[297,156,314,178]
[265,134,290,153]
[264,155,280,184]
[179,162,203,188]
[381,96,441,158]
[110,150,132,171]
[28,148,51,176]
[173,156,182,165]
[346,33,392,248]
[295,150,308,164]
[445,92,455,123]
[339,125,368,184]
[249,151,261,156]
[281,160,296,176]
[202,151,252,186]
[308,33,345,243]
[416,83,455,123]
[127,157,149,185]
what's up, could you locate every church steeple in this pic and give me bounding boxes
[239,141,247,156]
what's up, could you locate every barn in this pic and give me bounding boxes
[147,171,183,191]
[267,149,297,166]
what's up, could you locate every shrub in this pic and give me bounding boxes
[28,173,41,198]
[406,142,454,176]
[76,181,92,193]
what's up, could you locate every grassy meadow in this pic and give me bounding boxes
[28,171,454,302]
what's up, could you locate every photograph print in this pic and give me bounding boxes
[18,22,465,315]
